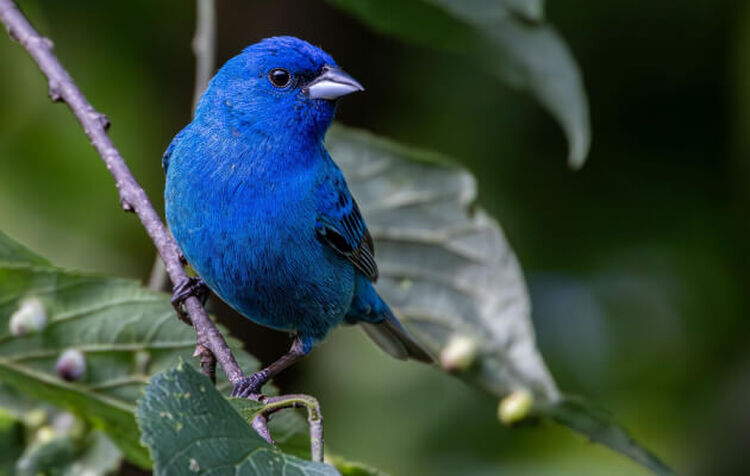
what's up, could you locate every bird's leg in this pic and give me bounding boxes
[170,276,210,325]
[231,337,308,398]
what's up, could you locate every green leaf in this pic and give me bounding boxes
[326,455,386,476]
[0,410,24,474]
[15,434,78,476]
[0,230,49,266]
[137,362,339,475]
[326,0,591,167]
[0,380,123,476]
[0,230,259,468]
[534,397,675,476]
[60,431,122,476]
[0,382,41,419]
[328,124,671,473]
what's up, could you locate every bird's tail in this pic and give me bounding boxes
[360,310,434,363]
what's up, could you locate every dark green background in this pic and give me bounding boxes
[1,1,748,474]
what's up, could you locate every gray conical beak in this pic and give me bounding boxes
[305,65,364,100]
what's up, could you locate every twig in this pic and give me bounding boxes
[0,0,242,383]
[192,0,216,112]
[195,344,217,385]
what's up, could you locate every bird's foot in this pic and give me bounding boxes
[230,370,271,399]
[170,276,210,325]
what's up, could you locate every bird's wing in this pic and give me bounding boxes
[316,170,378,282]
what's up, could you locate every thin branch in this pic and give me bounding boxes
[0,0,242,383]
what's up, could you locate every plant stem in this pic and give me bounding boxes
[192,0,216,112]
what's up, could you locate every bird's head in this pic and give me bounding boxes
[197,36,363,144]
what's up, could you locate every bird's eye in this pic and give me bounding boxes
[268,68,292,88]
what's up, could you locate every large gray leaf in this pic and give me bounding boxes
[328,125,558,401]
[328,125,673,474]
[137,362,338,476]
[0,230,259,468]
[326,0,591,167]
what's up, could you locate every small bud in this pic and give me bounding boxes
[498,389,534,426]
[52,412,86,440]
[9,298,47,336]
[95,113,111,131]
[440,335,478,372]
[55,349,86,381]
[120,198,134,212]
[52,412,72,433]
[7,27,20,43]
[35,426,56,444]
[398,279,413,291]
[48,80,63,102]
[23,409,47,428]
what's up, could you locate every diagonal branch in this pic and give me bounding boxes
[0,0,242,384]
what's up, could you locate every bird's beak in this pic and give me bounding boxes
[305,65,364,100]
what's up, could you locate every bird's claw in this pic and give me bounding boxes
[230,371,270,399]
[171,276,210,325]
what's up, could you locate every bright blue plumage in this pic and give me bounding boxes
[164,37,431,394]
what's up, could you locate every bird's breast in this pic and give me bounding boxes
[164,137,354,338]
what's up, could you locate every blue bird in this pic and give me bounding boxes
[164,36,432,397]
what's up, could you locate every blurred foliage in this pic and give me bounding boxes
[0,0,748,474]
[0,383,122,476]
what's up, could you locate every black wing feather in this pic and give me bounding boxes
[316,191,378,282]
